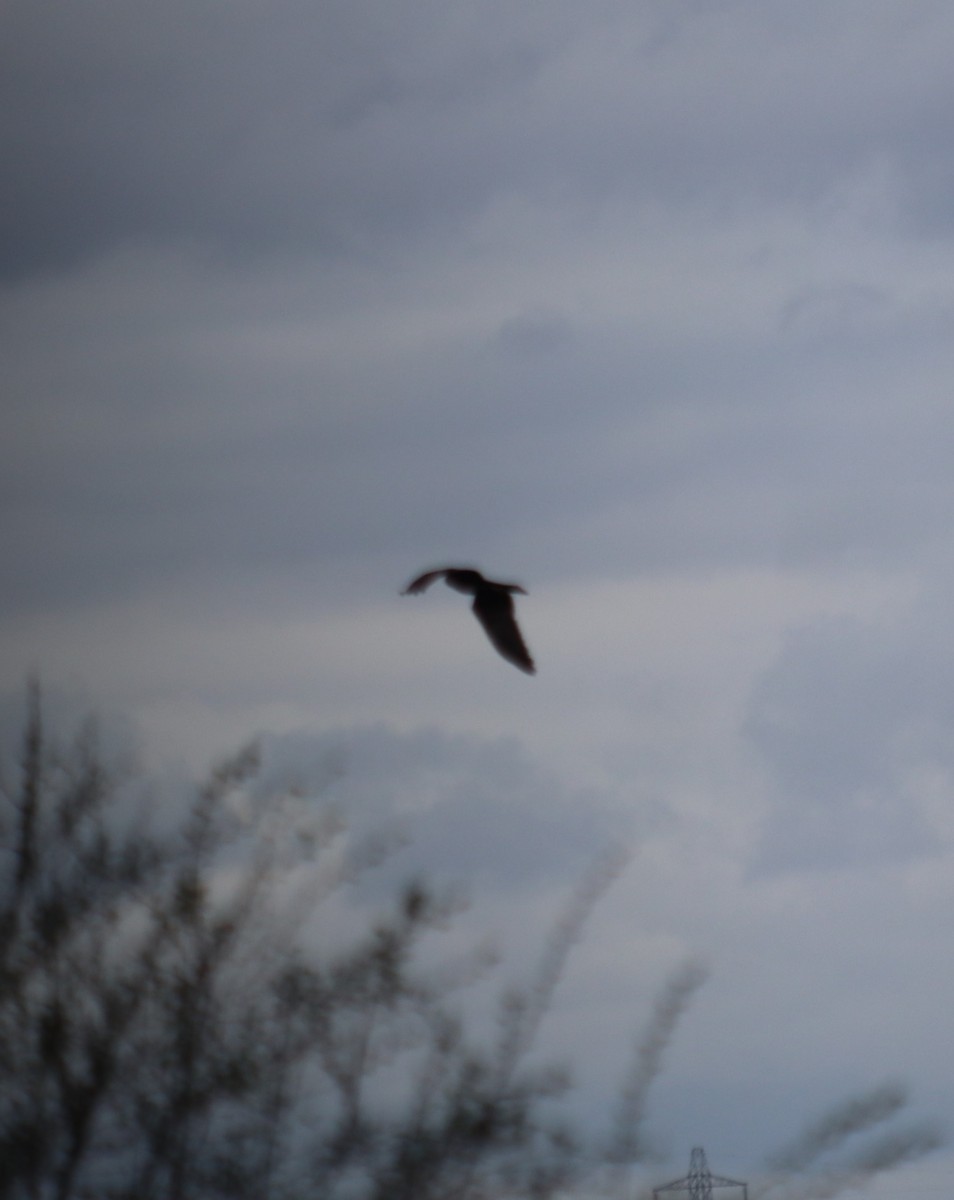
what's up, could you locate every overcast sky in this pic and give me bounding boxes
[5,0,954,1193]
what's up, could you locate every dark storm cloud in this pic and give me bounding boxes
[6,0,954,622]
[5,244,954,623]
[0,0,561,277]
[5,2,954,279]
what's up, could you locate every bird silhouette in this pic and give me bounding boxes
[402,567,536,674]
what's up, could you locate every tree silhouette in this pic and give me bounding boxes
[0,683,620,1198]
[0,683,943,1199]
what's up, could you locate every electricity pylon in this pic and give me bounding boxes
[654,1147,748,1200]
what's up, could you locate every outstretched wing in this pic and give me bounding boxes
[401,569,447,595]
[472,590,536,674]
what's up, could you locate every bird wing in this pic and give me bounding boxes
[401,569,447,595]
[472,590,536,674]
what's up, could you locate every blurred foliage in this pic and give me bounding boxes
[0,682,634,1199]
[0,682,942,1200]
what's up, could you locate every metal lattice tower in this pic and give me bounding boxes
[654,1148,748,1200]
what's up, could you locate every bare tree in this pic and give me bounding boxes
[0,685,943,1200]
[0,686,635,1199]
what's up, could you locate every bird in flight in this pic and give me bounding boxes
[402,567,536,674]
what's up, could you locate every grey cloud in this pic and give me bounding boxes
[5,258,954,622]
[0,0,563,277]
[253,722,624,892]
[748,590,954,873]
[779,284,891,337]
[6,3,954,279]
[7,5,954,1186]
[495,309,575,356]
